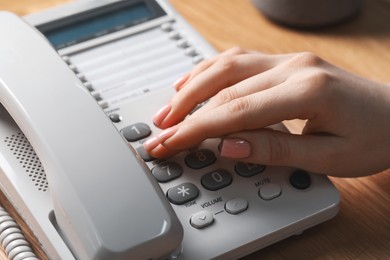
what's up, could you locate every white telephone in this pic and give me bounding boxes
[0,1,340,259]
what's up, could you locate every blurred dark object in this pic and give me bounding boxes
[251,0,364,29]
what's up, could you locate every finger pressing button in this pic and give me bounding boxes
[121,123,151,142]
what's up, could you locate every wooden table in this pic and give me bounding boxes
[0,0,389,259]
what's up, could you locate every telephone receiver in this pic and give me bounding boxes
[0,12,183,259]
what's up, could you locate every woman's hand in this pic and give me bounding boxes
[143,47,390,177]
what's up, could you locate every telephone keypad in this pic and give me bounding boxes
[122,122,292,226]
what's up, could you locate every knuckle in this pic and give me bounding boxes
[227,96,251,116]
[194,58,213,71]
[308,69,333,87]
[215,87,239,105]
[227,46,247,55]
[212,47,248,75]
[286,66,335,113]
[289,52,324,68]
[214,55,237,73]
[300,70,335,104]
[265,132,291,164]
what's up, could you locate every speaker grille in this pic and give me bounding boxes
[4,132,48,192]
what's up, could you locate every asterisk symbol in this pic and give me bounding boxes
[177,186,190,197]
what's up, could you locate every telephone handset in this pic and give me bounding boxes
[0,12,182,259]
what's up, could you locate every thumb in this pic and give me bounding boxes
[219,128,343,176]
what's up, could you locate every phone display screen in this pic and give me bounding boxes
[38,0,166,49]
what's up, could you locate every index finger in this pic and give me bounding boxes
[154,81,315,153]
[157,52,293,129]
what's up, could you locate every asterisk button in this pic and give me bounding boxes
[167,183,199,205]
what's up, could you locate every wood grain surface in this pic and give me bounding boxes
[0,0,389,259]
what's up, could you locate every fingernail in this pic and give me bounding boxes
[153,104,171,127]
[173,74,190,91]
[143,136,159,151]
[220,138,251,159]
[158,126,178,144]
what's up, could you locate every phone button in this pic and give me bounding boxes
[185,149,216,169]
[167,183,199,205]
[235,162,266,177]
[201,169,232,191]
[152,162,183,183]
[109,113,122,123]
[259,183,282,200]
[121,123,151,142]
[136,146,155,162]
[289,170,311,190]
[225,198,248,215]
[190,211,214,229]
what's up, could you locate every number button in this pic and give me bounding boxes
[235,162,266,177]
[167,183,199,205]
[201,169,232,191]
[121,123,151,142]
[136,146,155,162]
[185,149,216,169]
[152,162,183,183]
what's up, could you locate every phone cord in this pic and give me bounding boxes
[0,206,38,260]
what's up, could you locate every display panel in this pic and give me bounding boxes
[38,1,166,49]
